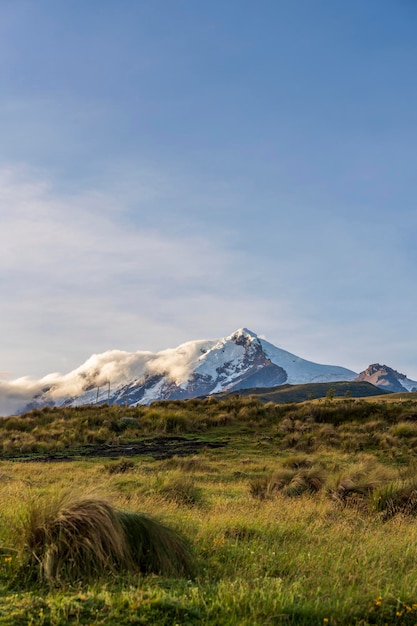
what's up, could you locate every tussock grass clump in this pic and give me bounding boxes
[161,413,190,434]
[329,462,395,511]
[248,476,274,500]
[249,467,325,499]
[281,454,313,469]
[308,400,383,425]
[249,469,295,499]
[329,478,377,511]
[148,472,203,506]
[281,467,325,496]
[317,423,340,446]
[372,479,417,519]
[118,511,195,577]
[21,497,127,583]
[390,421,417,438]
[105,459,135,474]
[18,495,195,584]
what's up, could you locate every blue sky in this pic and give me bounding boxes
[1,0,417,380]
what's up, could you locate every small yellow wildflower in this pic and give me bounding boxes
[3,557,12,563]
[323,619,329,624]
[396,611,402,617]
[375,596,382,607]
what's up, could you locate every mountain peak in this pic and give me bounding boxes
[229,328,258,342]
[6,329,417,417]
[355,363,412,393]
[363,363,397,375]
[16,329,361,414]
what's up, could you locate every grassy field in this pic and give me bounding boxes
[1,396,417,624]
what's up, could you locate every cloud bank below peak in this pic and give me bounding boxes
[0,336,217,415]
[0,165,278,378]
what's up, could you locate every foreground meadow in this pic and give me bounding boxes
[1,396,417,624]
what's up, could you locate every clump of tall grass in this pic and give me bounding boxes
[329,477,377,512]
[249,469,292,500]
[282,467,325,496]
[390,421,417,437]
[328,455,388,510]
[147,472,203,506]
[281,454,313,469]
[21,498,125,583]
[317,423,340,446]
[372,478,417,519]
[105,459,135,474]
[329,462,394,512]
[17,495,195,584]
[159,455,207,473]
[118,510,195,577]
[249,467,325,499]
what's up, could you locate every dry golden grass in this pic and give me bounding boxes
[15,493,195,584]
[2,399,417,623]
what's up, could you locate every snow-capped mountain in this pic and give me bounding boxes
[355,364,417,393]
[21,328,357,412]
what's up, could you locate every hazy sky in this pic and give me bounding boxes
[2,0,417,381]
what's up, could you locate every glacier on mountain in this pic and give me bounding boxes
[2,328,416,416]
[12,328,357,414]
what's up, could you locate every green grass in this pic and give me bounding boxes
[1,394,416,460]
[213,380,389,402]
[2,398,417,622]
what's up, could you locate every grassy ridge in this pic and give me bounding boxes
[1,396,417,623]
[212,380,389,402]
[1,394,417,459]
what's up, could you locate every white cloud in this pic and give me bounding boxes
[2,161,416,412]
[0,165,278,384]
[0,340,212,415]
[0,349,135,415]
[0,377,47,416]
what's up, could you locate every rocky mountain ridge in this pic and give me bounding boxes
[355,363,417,393]
[22,328,356,412]
[6,328,416,415]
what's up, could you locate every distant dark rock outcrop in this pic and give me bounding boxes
[355,363,416,393]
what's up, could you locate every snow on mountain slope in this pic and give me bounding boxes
[400,377,417,392]
[15,328,359,414]
[259,337,356,384]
